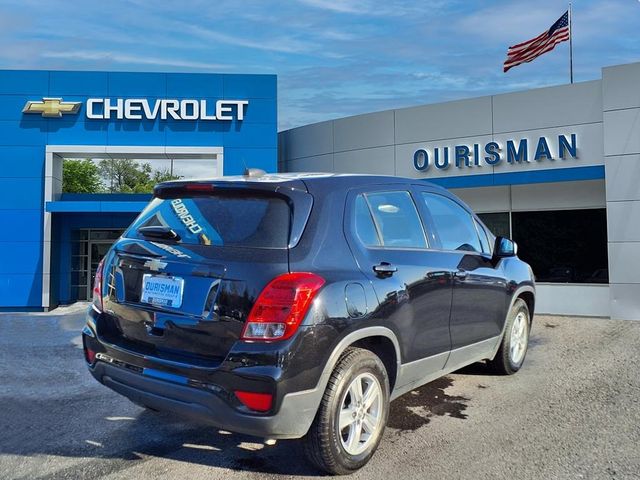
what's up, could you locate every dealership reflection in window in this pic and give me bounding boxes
[477,212,510,239]
[128,193,291,248]
[512,209,608,284]
[478,209,608,284]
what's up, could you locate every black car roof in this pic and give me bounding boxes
[157,172,445,193]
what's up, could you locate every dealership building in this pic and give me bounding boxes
[1,62,639,320]
[280,62,640,321]
[0,70,276,310]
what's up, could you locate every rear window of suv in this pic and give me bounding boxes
[126,193,291,248]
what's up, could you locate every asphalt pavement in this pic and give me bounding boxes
[1,303,639,479]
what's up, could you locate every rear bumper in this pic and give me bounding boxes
[89,360,321,439]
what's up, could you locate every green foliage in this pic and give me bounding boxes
[62,159,102,193]
[63,158,182,194]
[98,159,182,193]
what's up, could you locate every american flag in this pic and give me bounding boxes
[503,11,570,72]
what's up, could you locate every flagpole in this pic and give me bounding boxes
[569,2,574,83]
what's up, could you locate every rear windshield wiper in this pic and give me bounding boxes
[137,226,181,241]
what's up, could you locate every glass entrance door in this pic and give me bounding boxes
[69,229,122,301]
[87,241,113,300]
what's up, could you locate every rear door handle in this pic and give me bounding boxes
[454,269,469,280]
[373,262,397,277]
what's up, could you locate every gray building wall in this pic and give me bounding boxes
[602,63,640,320]
[279,61,640,320]
[280,80,604,181]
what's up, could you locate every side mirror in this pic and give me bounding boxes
[494,236,517,258]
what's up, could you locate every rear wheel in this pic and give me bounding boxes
[488,298,530,375]
[303,347,390,475]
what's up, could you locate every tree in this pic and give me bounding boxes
[62,159,102,193]
[98,159,181,193]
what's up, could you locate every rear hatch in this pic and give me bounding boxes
[97,180,312,367]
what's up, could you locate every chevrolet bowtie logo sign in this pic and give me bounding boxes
[143,259,168,271]
[22,98,82,118]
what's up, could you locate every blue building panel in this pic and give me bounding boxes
[0,68,277,309]
[0,70,49,95]
[0,273,42,308]
[222,74,277,99]
[0,146,46,177]
[166,73,224,98]
[163,120,225,146]
[48,119,109,145]
[0,95,47,121]
[49,71,109,96]
[0,120,48,145]
[108,72,167,97]
[223,122,278,148]
[0,210,43,242]
[0,178,44,209]
[240,98,278,124]
[107,120,167,145]
[0,242,42,274]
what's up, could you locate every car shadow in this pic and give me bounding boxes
[0,394,323,477]
[0,376,476,477]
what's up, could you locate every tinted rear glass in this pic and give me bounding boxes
[126,193,291,248]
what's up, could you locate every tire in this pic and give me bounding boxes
[303,347,390,475]
[488,298,531,375]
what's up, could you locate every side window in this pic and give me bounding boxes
[365,191,427,248]
[354,194,381,247]
[422,193,482,253]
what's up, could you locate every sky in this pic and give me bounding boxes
[0,0,639,130]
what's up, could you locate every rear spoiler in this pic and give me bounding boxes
[152,182,313,249]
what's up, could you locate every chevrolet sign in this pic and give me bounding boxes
[86,98,248,121]
[22,97,249,121]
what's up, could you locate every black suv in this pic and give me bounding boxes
[83,173,535,475]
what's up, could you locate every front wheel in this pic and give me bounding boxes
[303,347,390,475]
[488,298,531,375]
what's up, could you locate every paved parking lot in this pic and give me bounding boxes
[1,304,639,479]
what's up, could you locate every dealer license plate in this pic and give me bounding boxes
[141,274,184,308]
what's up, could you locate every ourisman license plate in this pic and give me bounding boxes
[141,274,184,308]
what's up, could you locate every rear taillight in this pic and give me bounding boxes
[241,272,325,341]
[92,258,105,312]
[234,391,273,412]
[84,345,96,365]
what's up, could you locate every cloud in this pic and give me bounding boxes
[1,0,639,131]
[296,0,367,14]
[42,51,229,70]
[296,0,449,16]
[180,23,316,54]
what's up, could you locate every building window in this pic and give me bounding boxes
[478,212,510,239]
[511,209,609,284]
[62,157,219,194]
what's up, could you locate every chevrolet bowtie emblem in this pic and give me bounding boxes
[143,259,168,271]
[22,97,82,118]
